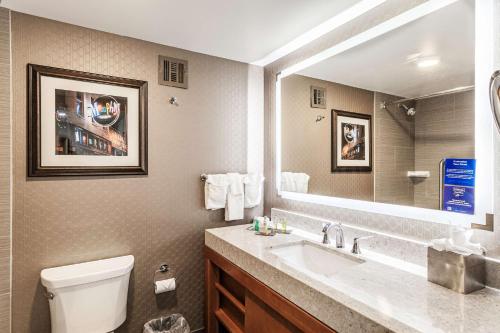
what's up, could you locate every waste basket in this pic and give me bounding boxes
[143,314,190,333]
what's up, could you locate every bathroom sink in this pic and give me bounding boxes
[268,241,364,279]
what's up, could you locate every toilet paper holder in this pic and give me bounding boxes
[153,263,175,286]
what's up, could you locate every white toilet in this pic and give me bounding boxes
[41,255,134,333]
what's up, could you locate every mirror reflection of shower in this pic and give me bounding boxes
[399,103,416,116]
[380,101,416,117]
[381,85,475,117]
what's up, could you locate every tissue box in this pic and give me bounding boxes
[427,247,485,294]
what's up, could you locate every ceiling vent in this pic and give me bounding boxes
[158,55,188,89]
[310,86,326,108]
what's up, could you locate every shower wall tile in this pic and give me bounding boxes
[414,90,474,210]
[11,12,259,333]
[374,92,415,206]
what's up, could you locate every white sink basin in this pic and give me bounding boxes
[268,241,364,279]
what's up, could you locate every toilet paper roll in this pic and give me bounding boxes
[154,278,176,294]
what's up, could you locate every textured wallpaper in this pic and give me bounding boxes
[11,12,261,333]
[0,7,11,333]
[281,74,374,200]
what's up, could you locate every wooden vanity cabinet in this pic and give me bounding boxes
[205,246,336,333]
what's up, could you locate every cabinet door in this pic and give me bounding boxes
[245,292,302,333]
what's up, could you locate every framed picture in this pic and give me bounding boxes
[331,109,372,172]
[28,64,148,177]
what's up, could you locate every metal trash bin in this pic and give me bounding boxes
[143,314,190,333]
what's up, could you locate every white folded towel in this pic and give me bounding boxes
[243,173,264,208]
[225,173,244,221]
[281,172,309,193]
[295,173,310,193]
[281,172,295,192]
[204,174,229,210]
[430,227,485,256]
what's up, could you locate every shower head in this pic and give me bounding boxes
[399,103,416,116]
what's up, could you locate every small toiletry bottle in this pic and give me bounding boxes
[263,216,269,235]
[281,218,287,233]
[254,218,260,232]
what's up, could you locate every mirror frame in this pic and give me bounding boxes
[275,0,495,227]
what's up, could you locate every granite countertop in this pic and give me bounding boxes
[205,224,500,333]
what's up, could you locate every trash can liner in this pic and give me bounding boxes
[143,314,190,333]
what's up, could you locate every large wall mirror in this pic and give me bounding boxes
[276,0,495,226]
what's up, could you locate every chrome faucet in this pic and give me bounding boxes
[351,235,374,254]
[322,223,344,248]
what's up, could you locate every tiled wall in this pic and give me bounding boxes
[414,90,475,209]
[0,7,10,333]
[281,74,374,200]
[11,12,262,333]
[374,92,415,206]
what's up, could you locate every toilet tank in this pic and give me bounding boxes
[41,255,134,333]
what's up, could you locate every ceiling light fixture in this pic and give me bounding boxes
[252,0,387,67]
[416,57,440,68]
[280,0,459,78]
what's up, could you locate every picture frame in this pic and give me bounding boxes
[331,109,372,172]
[28,64,148,177]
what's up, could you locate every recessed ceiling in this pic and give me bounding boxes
[298,0,475,99]
[2,0,360,63]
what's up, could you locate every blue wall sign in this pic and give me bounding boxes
[442,158,476,215]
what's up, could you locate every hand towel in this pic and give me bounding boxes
[204,174,229,210]
[225,173,244,221]
[281,172,296,192]
[281,172,309,193]
[294,173,310,193]
[243,173,265,208]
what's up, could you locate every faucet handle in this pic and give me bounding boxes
[322,223,332,244]
[322,222,332,233]
[351,235,374,254]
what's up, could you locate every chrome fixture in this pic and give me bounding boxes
[398,103,416,116]
[43,289,55,300]
[381,85,476,117]
[351,235,374,254]
[152,263,171,288]
[490,70,500,133]
[322,223,344,248]
[316,115,325,122]
[427,247,485,294]
[381,100,416,117]
[169,96,179,106]
[393,85,474,104]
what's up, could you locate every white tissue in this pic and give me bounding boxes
[430,238,450,252]
[154,278,176,294]
[430,227,485,256]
